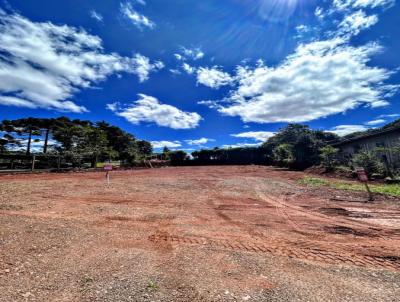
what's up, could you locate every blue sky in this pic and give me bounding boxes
[0,0,399,151]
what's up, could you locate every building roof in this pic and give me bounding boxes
[332,123,400,147]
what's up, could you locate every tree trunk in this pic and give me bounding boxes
[43,128,50,154]
[26,129,32,156]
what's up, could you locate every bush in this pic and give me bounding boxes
[273,144,294,167]
[352,151,385,177]
[319,146,339,171]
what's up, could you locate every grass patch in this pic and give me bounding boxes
[299,176,400,197]
[147,280,158,291]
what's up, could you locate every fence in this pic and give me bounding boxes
[0,154,170,173]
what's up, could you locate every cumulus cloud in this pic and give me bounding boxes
[339,10,378,35]
[213,38,396,123]
[196,67,234,89]
[185,138,215,146]
[329,125,370,136]
[107,94,202,129]
[151,140,181,149]
[0,10,162,112]
[132,54,164,82]
[90,10,103,22]
[120,2,155,30]
[197,0,397,124]
[231,131,275,142]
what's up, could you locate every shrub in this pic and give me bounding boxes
[273,144,294,167]
[352,151,385,177]
[319,146,339,171]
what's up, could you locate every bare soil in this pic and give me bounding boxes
[0,166,399,301]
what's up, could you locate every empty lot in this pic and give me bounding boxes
[0,166,399,301]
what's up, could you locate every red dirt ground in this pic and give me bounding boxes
[0,166,399,301]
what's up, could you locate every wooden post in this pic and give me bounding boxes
[106,171,110,185]
[31,155,36,171]
[356,168,374,202]
[364,183,374,202]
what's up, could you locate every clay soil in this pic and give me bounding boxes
[0,166,399,301]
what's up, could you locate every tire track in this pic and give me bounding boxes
[148,234,400,271]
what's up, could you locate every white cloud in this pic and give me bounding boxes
[295,25,309,33]
[181,47,204,60]
[90,10,103,22]
[134,0,146,5]
[329,125,369,136]
[379,113,400,118]
[196,67,234,89]
[231,131,275,142]
[174,47,204,62]
[185,137,215,146]
[0,10,162,112]
[131,54,164,82]
[169,69,181,75]
[214,38,396,123]
[151,140,181,149]
[197,100,219,109]
[107,94,202,129]
[221,143,261,149]
[120,2,155,30]
[182,63,195,75]
[315,7,325,20]
[333,0,395,10]
[10,138,58,152]
[339,10,378,35]
[366,118,386,125]
[174,54,183,60]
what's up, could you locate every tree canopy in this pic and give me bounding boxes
[0,117,152,167]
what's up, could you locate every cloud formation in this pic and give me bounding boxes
[366,118,386,125]
[339,10,378,35]
[132,54,164,82]
[90,10,103,22]
[120,2,155,30]
[329,124,370,136]
[221,143,261,149]
[196,67,234,89]
[0,10,163,112]
[185,137,215,146]
[231,131,275,142]
[333,0,395,10]
[107,94,202,129]
[175,47,204,61]
[151,140,181,149]
[200,1,398,124]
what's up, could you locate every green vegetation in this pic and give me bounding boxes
[0,117,152,168]
[2,116,399,176]
[319,145,339,171]
[262,124,338,170]
[147,280,158,290]
[352,151,385,177]
[299,176,400,197]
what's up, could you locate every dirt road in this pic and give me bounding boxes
[0,166,399,301]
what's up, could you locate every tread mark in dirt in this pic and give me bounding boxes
[148,234,400,271]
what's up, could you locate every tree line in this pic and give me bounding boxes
[164,124,340,170]
[0,117,152,167]
[3,117,397,176]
